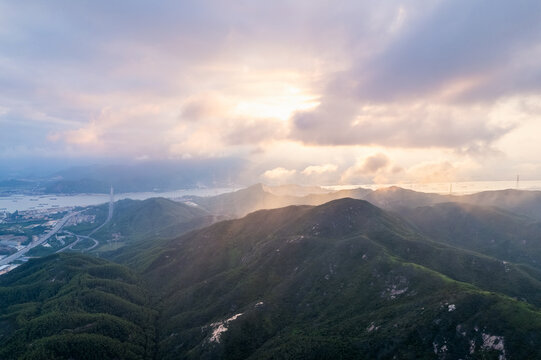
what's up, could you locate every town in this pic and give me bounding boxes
[0,207,96,274]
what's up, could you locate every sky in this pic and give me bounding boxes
[1,0,541,185]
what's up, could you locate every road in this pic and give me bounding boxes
[0,211,79,266]
[88,186,114,236]
[57,232,99,253]
[57,186,114,253]
[1,187,115,265]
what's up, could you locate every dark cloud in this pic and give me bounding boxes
[291,100,514,148]
[290,0,540,149]
[362,153,390,173]
[358,0,541,101]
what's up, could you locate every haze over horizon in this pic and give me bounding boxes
[2,1,541,186]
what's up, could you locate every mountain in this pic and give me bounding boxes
[188,184,374,217]
[364,186,449,210]
[188,184,450,218]
[458,189,541,221]
[400,202,541,270]
[45,178,111,194]
[96,198,214,240]
[261,184,332,197]
[142,198,541,359]
[5,197,541,358]
[187,184,298,217]
[190,184,541,226]
[65,197,219,255]
[0,253,156,360]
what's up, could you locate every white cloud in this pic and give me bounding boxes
[340,153,391,184]
[2,1,541,183]
[302,163,338,175]
[262,167,297,181]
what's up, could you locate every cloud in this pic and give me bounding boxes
[361,153,390,173]
[262,167,296,181]
[223,118,287,146]
[357,0,541,102]
[291,101,514,149]
[406,161,457,183]
[340,153,392,184]
[63,125,101,146]
[288,0,540,154]
[2,1,541,183]
[302,164,338,176]
[180,94,229,122]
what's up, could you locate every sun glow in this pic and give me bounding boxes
[233,93,319,121]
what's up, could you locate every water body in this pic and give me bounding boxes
[0,187,236,212]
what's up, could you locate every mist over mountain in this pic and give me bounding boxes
[0,159,244,195]
[188,183,541,223]
[47,159,243,193]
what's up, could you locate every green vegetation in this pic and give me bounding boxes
[4,196,541,358]
[401,202,541,270]
[26,234,77,257]
[64,205,108,235]
[0,253,156,360]
[135,199,541,359]
[66,198,216,255]
[94,197,211,240]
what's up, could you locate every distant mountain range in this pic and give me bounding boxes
[3,189,541,358]
[188,183,541,221]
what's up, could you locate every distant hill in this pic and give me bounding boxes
[66,197,219,254]
[187,184,299,217]
[188,183,375,217]
[44,178,110,194]
[188,184,446,217]
[261,183,332,197]
[97,197,214,239]
[457,189,541,221]
[401,202,541,269]
[190,184,541,223]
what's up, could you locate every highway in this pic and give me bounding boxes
[88,186,114,236]
[57,186,114,253]
[0,211,79,266]
[57,232,99,253]
[1,187,115,267]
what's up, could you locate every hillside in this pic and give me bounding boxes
[188,184,450,218]
[457,189,541,221]
[188,184,375,217]
[401,202,541,269]
[5,197,541,358]
[0,253,156,360]
[142,198,541,359]
[189,184,541,223]
[96,198,214,239]
[65,197,218,254]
